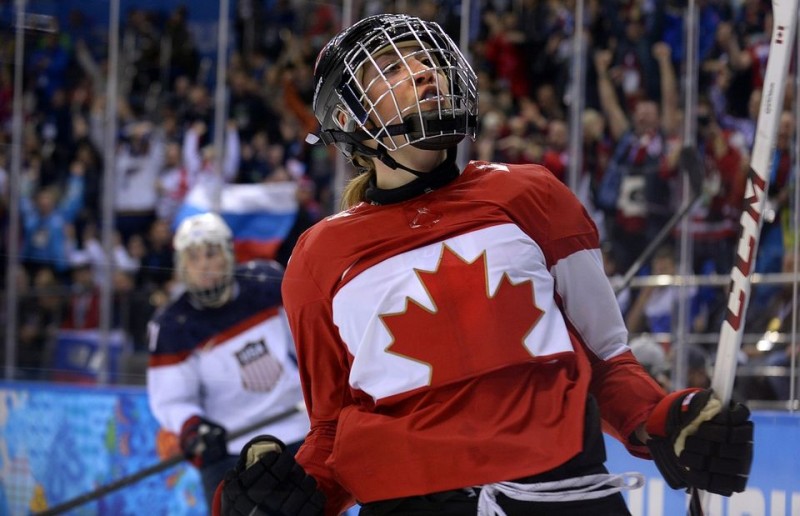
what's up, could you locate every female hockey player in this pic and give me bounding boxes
[146,212,309,509]
[214,14,752,516]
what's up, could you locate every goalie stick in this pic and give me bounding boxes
[690,2,798,514]
[35,403,306,516]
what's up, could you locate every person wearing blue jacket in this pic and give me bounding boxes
[20,161,86,277]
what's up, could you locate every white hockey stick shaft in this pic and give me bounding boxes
[711,0,797,406]
[693,2,798,514]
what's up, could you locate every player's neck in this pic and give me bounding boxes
[374,148,448,188]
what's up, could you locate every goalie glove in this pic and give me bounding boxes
[645,388,753,496]
[180,415,228,468]
[217,435,325,516]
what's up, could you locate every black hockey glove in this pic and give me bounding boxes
[180,415,228,468]
[645,388,753,496]
[218,435,325,516]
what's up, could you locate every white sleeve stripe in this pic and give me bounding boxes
[551,248,630,360]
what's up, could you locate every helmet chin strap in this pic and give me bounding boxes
[321,129,457,177]
[364,146,460,205]
[372,146,438,177]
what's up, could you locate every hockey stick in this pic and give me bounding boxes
[36,403,306,516]
[689,2,798,514]
[614,145,705,295]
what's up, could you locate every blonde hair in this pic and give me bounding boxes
[340,154,376,209]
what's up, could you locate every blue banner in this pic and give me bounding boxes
[606,411,800,516]
[0,381,205,516]
[1,381,798,515]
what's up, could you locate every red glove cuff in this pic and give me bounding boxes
[211,477,225,516]
[181,415,203,436]
[645,388,702,438]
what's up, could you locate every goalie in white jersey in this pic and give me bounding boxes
[146,212,308,510]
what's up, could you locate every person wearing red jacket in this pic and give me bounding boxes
[214,14,753,516]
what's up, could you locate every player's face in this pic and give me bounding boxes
[360,44,451,144]
[182,243,228,290]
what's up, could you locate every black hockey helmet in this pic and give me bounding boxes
[308,14,478,161]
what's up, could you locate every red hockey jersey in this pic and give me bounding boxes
[282,161,665,515]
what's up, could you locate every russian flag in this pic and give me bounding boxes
[173,182,299,262]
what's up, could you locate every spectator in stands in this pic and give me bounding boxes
[713,64,761,157]
[741,246,800,401]
[235,0,267,56]
[751,110,795,309]
[517,1,573,107]
[277,112,312,174]
[624,244,696,348]
[628,334,670,390]
[13,268,36,378]
[155,141,188,223]
[732,0,767,39]
[532,82,566,124]
[69,115,104,223]
[184,83,214,127]
[609,6,665,110]
[138,218,176,291]
[581,108,613,240]
[60,250,101,331]
[181,119,241,189]
[0,66,12,128]
[112,263,152,351]
[123,9,162,109]
[686,345,712,389]
[723,9,772,110]
[495,114,541,165]
[679,95,747,332]
[38,88,74,172]
[515,94,549,137]
[163,5,200,86]
[762,343,799,401]
[482,10,529,99]
[593,42,679,273]
[163,75,194,124]
[17,267,65,380]
[302,1,338,48]
[78,222,139,289]
[27,31,70,110]
[238,131,279,184]
[114,120,165,245]
[473,102,507,163]
[540,118,569,184]
[228,69,280,142]
[20,159,86,278]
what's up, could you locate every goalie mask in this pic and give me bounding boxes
[309,14,478,164]
[173,212,235,308]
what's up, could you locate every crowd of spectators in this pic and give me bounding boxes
[0,0,796,400]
